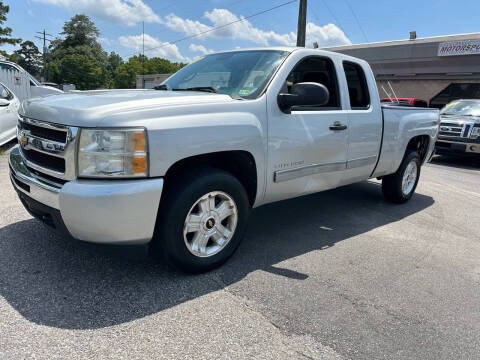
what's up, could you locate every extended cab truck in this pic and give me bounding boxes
[435,99,480,156]
[9,48,439,272]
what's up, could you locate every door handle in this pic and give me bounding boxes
[329,121,347,131]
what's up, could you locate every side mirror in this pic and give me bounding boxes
[0,99,9,107]
[277,82,330,113]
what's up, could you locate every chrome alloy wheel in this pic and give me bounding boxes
[401,160,418,196]
[183,191,238,257]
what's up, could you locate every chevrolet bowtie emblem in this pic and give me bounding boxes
[19,131,28,147]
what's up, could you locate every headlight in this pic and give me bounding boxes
[471,127,480,139]
[78,128,148,178]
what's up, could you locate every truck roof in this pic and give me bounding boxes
[209,47,368,65]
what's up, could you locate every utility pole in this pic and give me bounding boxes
[142,21,145,89]
[296,0,307,47]
[35,30,55,82]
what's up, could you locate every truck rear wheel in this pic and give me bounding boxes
[154,168,250,273]
[382,151,421,204]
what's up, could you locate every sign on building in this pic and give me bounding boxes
[438,40,480,57]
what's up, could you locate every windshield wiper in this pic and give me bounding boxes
[172,87,218,93]
[154,84,169,90]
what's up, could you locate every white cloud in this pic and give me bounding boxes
[189,43,214,55]
[118,34,187,62]
[164,14,211,38]
[163,8,350,47]
[33,0,160,26]
[306,23,352,47]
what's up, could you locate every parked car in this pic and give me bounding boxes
[0,60,62,103]
[9,48,439,272]
[0,82,20,146]
[41,82,76,92]
[435,99,480,156]
[381,97,429,107]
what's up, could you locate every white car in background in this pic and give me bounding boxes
[0,82,20,146]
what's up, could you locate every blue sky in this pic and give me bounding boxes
[3,0,480,62]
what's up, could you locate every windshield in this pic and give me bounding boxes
[161,50,289,99]
[441,100,480,117]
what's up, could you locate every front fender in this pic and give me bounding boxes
[143,100,267,203]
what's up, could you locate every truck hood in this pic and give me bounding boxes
[20,89,235,127]
[440,114,480,124]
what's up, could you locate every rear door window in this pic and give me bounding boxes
[343,61,370,110]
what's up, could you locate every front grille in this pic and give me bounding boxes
[438,120,476,139]
[21,121,67,143]
[439,122,463,137]
[17,116,78,183]
[22,148,65,173]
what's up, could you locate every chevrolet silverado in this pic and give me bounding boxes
[9,48,439,272]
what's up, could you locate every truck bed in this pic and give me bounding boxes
[372,105,439,178]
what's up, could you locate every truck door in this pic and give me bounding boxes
[265,55,349,204]
[340,61,382,185]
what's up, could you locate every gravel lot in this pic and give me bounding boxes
[0,145,479,360]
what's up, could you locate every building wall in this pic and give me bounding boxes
[328,33,480,105]
[136,74,171,89]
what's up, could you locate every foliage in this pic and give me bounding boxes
[0,1,20,46]
[46,15,108,88]
[49,54,102,90]
[14,41,42,76]
[0,49,19,62]
[2,14,186,89]
[61,14,99,48]
[114,55,186,89]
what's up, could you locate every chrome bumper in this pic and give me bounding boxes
[435,139,480,154]
[9,146,164,245]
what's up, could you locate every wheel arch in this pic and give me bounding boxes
[162,150,258,207]
[405,135,430,163]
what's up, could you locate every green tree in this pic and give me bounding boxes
[49,54,102,90]
[14,41,42,75]
[47,15,108,88]
[113,55,144,89]
[113,55,186,89]
[107,52,123,72]
[61,14,99,48]
[0,49,19,63]
[0,1,20,46]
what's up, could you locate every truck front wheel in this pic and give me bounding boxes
[154,168,250,273]
[382,151,421,204]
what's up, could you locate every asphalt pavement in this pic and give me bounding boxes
[0,146,479,359]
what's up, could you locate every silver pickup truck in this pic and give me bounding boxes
[9,48,439,272]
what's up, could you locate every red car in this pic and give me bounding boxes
[381,97,428,107]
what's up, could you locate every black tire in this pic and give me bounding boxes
[153,168,250,273]
[382,151,421,204]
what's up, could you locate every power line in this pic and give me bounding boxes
[314,0,350,39]
[130,0,298,58]
[343,0,368,42]
[133,0,255,45]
